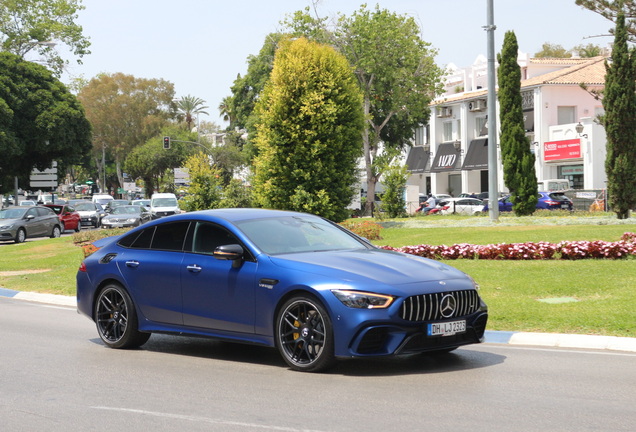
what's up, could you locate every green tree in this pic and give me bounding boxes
[77,73,175,190]
[602,11,636,219]
[379,159,409,218]
[498,31,538,216]
[573,43,605,57]
[285,5,444,215]
[251,37,364,222]
[534,42,573,58]
[175,95,209,132]
[0,0,91,76]
[219,179,253,208]
[179,152,223,212]
[124,128,198,197]
[0,52,91,193]
[576,0,636,41]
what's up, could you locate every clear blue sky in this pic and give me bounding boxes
[62,0,613,123]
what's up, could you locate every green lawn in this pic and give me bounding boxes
[1,215,635,338]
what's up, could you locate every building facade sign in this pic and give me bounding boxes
[543,139,581,161]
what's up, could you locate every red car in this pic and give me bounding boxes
[44,204,81,232]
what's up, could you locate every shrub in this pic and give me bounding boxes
[340,220,383,240]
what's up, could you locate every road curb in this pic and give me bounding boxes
[2,287,634,353]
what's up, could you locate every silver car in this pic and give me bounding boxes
[0,206,62,243]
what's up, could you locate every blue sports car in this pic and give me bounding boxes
[76,208,488,372]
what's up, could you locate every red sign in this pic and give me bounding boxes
[543,139,581,161]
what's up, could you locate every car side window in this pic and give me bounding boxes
[150,221,191,251]
[118,226,155,249]
[38,207,54,217]
[26,208,38,218]
[191,222,239,255]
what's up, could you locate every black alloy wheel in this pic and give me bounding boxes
[276,295,335,372]
[95,284,150,349]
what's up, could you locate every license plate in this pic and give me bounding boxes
[561,204,569,209]
[428,320,466,337]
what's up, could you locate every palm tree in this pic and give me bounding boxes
[218,96,235,125]
[176,95,209,131]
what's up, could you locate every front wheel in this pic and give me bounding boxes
[15,228,26,243]
[275,295,335,372]
[95,284,150,349]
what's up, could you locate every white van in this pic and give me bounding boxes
[92,194,114,206]
[150,193,180,218]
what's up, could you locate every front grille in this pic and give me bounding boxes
[400,290,480,322]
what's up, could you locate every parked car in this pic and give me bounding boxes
[100,205,152,228]
[74,202,106,227]
[438,197,485,216]
[44,204,81,232]
[482,195,513,213]
[0,206,62,243]
[104,199,130,213]
[537,192,573,211]
[483,193,573,213]
[19,200,36,206]
[77,208,488,372]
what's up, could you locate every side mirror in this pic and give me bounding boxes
[26,214,35,220]
[213,244,244,268]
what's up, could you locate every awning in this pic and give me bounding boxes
[405,146,429,173]
[524,109,534,133]
[462,138,488,171]
[430,143,460,172]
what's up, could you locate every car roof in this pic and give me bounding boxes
[168,208,313,223]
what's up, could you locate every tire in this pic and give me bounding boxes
[75,221,81,232]
[95,284,150,349]
[50,225,61,238]
[15,228,26,243]
[275,295,335,372]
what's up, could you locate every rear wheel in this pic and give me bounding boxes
[95,283,150,349]
[75,221,81,232]
[275,295,335,372]
[50,225,61,238]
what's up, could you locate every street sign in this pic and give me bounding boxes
[29,174,58,181]
[30,180,59,188]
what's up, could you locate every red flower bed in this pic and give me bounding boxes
[380,232,636,260]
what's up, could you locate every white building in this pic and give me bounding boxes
[405,54,607,210]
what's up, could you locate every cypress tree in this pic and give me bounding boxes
[603,11,636,219]
[251,38,364,222]
[497,31,538,216]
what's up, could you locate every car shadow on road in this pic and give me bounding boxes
[90,335,505,376]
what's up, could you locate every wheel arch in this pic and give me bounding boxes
[91,277,131,320]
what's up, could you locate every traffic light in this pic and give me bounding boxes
[163,136,171,149]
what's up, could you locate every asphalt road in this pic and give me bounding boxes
[1,297,635,432]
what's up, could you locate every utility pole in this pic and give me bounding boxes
[485,0,499,222]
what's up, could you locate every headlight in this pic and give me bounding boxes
[126,218,136,223]
[0,224,13,230]
[331,290,395,309]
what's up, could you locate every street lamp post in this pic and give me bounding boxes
[485,0,499,222]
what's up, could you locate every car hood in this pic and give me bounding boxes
[77,210,98,216]
[0,217,22,225]
[268,248,467,286]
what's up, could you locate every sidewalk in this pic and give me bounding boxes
[2,287,635,353]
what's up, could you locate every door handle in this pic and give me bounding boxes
[125,260,140,268]
[186,264,202,273]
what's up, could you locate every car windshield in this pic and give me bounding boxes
[112,206,140,215]
[75,202,95,211]
[152,198,178,207]
[236,215,367,255]
[0,208,27,219]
